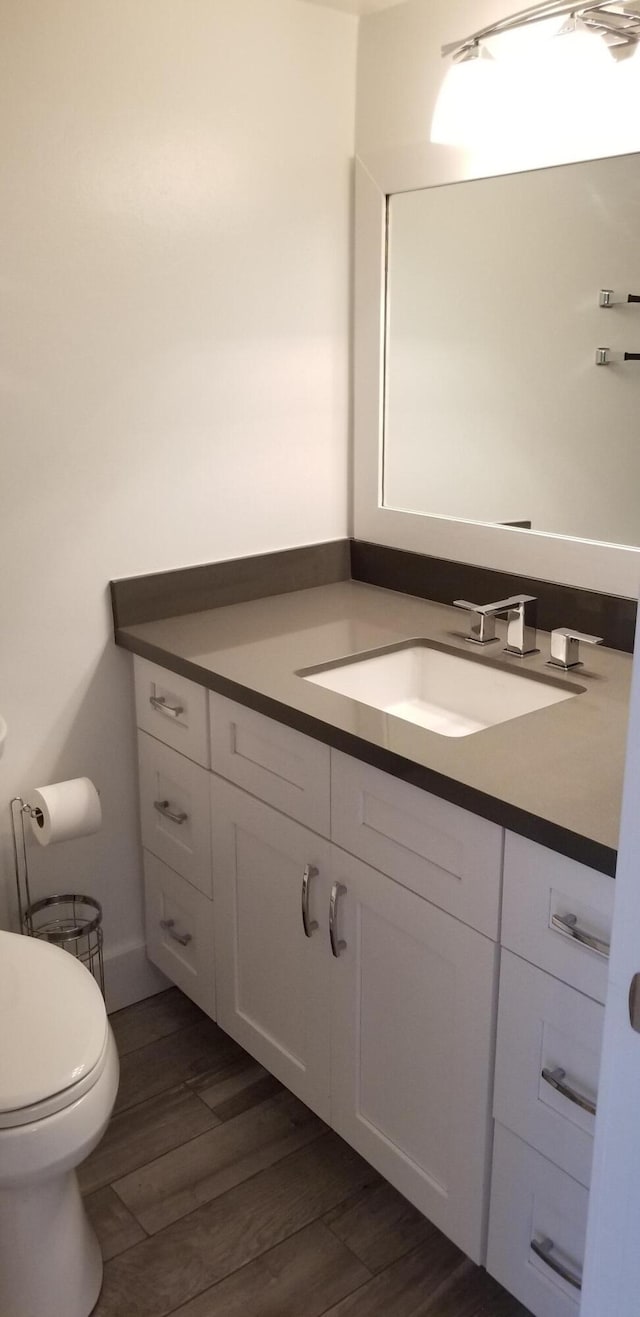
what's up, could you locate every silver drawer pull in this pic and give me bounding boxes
[530,1236,582,1291]
[551,912,610,959]
[301,864,319,938]
[541,1066,597,1117]
[149,695,184,719]
[160,918,192,947]
[153,799,188,825]
[329,882,347,958]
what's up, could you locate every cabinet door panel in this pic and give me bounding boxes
[209,693,330,834]
[211,776,332,1122]
[329,847,497,1264]
[331,751,502,938]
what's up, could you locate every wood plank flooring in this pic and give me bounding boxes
[84,988,531,1317]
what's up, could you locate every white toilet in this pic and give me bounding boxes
[0,929,119,1317]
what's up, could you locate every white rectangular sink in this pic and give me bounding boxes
[301,641,581,738]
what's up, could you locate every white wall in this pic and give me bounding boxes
[0,0,357,1004]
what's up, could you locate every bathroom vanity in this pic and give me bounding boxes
[115,559,630,1317]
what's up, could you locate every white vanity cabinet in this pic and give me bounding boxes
[130,654,614,1303]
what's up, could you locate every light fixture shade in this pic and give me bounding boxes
[431,16,626,152]
[545,19,614,77]
[430,50,498,146]
[483,14,566,60]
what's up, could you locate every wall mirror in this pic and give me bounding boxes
[383,153,640,547]
[354,149,640,598]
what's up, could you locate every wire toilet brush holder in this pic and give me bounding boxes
[10,796,105,996]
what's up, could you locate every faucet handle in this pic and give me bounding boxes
[452,600,499,646]
[548,627,603,671]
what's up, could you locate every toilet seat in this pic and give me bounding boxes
[0,930,108,1128]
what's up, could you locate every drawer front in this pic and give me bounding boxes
[134,656,209,767]
[494,951,603,1187]
[330,751,502,937]
[487,1125,587,1317]
[143,851,215,1017]
[138,732,212,896]
[209,692,330,835]
[502,832,614,1003]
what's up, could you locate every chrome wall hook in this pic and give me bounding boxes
[599,289,640,308]
[595,347,640,365]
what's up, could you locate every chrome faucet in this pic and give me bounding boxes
[453,594,538,657]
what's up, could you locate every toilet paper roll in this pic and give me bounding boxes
[30,778,102,846]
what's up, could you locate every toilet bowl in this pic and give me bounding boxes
[0,929,119,1317]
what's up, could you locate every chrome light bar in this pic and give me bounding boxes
[442,1,640,61]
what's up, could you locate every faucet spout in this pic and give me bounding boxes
[501,595,538,657]
[453,593,538,656]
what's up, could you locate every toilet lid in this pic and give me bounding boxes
[0,930,107,1114]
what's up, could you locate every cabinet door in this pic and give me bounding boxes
[211,776,332,1122]
[329,846,497,1265]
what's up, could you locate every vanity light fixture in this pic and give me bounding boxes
[431,1,640,146]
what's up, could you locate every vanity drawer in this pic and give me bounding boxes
[143,851,215,1017]
[502,832,614,1003]
[487,1125,586,1317]
[138,732,212,896]
[330,751,502,938]
[494,951,603,1188]
[134,656,209,768]
[209,692,330,835]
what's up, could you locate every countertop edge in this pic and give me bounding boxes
[116,628,617,880]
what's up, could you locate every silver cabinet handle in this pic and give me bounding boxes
[541,1066,597,1117]
[160,918,192,947]
[551,912,610,959]
[329,882,347,958]
[154,799,188,825]
[149,694,184,719]
[301,864,319,938]
[530,1236,582,1291]
[629,972,640,1033]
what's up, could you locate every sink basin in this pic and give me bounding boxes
[300,640,582,738]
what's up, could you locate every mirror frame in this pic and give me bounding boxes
[353,147,640,599]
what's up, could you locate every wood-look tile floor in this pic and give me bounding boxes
[84,988,532,1317]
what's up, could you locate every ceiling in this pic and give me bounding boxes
[299,0,408,15]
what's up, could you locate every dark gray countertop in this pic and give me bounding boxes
[116,580,631,877]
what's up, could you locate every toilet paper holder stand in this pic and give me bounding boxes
[10,796,105,996]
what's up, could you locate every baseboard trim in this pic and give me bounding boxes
[103,940,170,1014]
